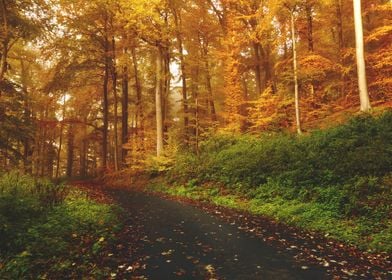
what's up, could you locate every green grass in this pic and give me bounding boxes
[0,172,121,278]
[151,110,392,253]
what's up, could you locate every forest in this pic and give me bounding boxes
[0,0,391,279]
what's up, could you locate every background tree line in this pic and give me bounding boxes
[0,0,391,177]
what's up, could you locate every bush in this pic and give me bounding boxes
[0,172,120,278]
[170,111,392,191]
[0,172,68,253]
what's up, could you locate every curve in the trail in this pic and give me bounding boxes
[108,190,327,280]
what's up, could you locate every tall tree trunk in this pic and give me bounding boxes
[291,9,302,134]
[121,50,129,166]
[112,36,119,171]
[55,95,66,178]
[172,8,189,134]
[336,0,344,50]
[335,0,345,96]
[102,20,109,170]
[202,42,217,122]
[79,119,87,178]
[305,3,315,101]
[253,43,263,95]
[155,47,164,156]
[66,124,74,177]
[353,0,371,112]
[40,107,49,176]
[131,47,145,161]
[264,45,277,93]
[162,47,170,135]
[47,133,56,178]
[191,66,200,140]
[20,59,32,174]
[131,47,142,129]
[306,4,314,52]
[0,0,9,82]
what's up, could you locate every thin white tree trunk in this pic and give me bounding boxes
[353,0,371,112]
[155,47,164,156]
[291,10,302,134]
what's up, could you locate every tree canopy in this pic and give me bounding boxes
[0,0,391,177]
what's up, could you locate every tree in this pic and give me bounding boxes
[289,5,302,134]
[353,0,371,112]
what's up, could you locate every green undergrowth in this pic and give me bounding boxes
[150,111,392,253]
[0,172,122,279]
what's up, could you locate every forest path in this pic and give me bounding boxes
[103,189,326,280]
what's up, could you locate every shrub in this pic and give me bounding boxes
[0,172,120,278]
[170,110,392,192]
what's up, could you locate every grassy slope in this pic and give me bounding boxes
[0,173,121,278]
[150,110,392,253]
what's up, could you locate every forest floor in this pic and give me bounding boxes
[75,181,391,280]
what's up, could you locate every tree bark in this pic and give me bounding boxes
[112,36,119,171]
[155,47,164,156]
[102,20,109,170]
[291,9,302,134]
[66,124,74,177]
[79,119,87,178]
[306,4,314,52]
[336,0,344,50]
[202,41,217,122]
[121,50,129,165]
[162,47,171,135]
[353,0,371,112]
[172,8,189,133]
[0,0,9,82]
[20,59,32,174]
[55,95,66,178]
[253,43,263,95]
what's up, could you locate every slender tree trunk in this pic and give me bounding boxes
[353,0,371,112]
[291,9,302,134]
[191,66,200,140]
[253,43,263,95]
[47,134,55,178]
[336,0,344,50]
[306,4,314,52]
[162,47,170,135]
[263,45,274,92]
[112,36,119,171]
[306,4,315,101]
[195,94,199,156]
[155,47,164,156]
[102,21,109,170]
[0,0,9,82]
[131,47,145,159]
[55,95,66,178]
[79,118,87,178]
[80,140,87,177]
[202,42,217,122]
[40,107,49,176]
[335,0,345,96]
[131,47,142,129]
[20,59,32,174]
[172,9,189,134]
[66,124,74,177]
[121,50,129,165]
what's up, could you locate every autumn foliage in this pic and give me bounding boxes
[0,0,390,176]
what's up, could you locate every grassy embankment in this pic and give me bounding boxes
[150,111,392,253]
[0,172,121,278]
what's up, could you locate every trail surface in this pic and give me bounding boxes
[105,189,326,280]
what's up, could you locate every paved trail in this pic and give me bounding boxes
[107,190,326,280]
